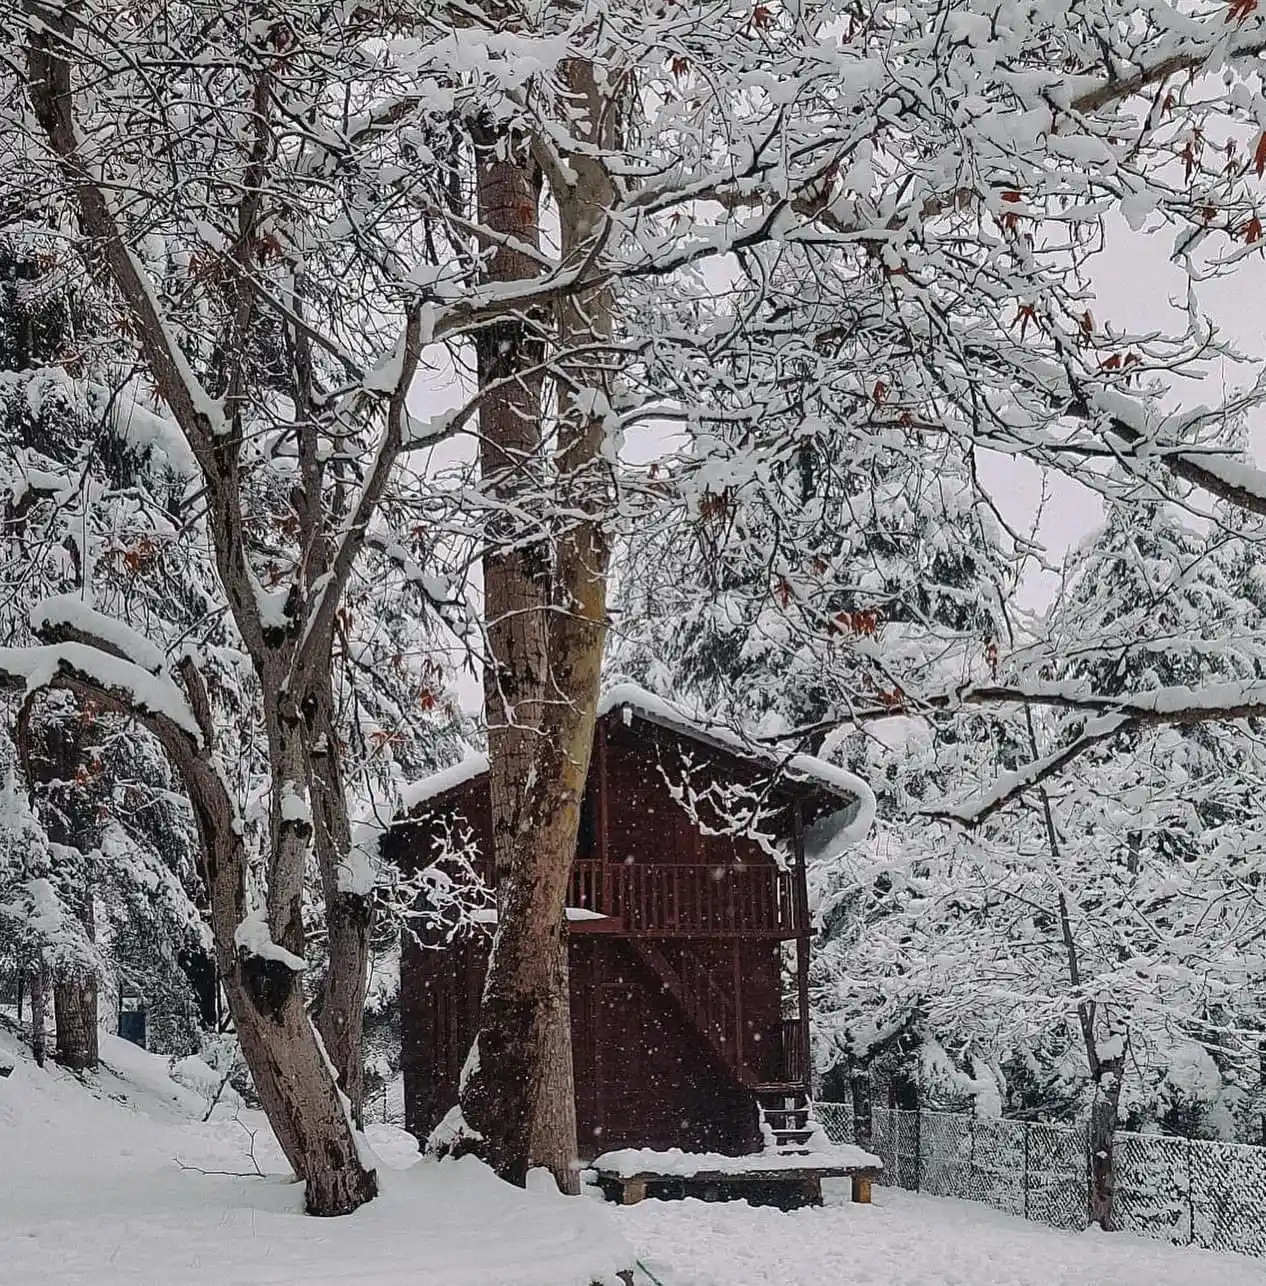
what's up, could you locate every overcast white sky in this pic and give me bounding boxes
[978,217,1266,609]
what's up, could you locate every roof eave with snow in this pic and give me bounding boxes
[399,683,875,835]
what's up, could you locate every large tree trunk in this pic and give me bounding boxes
[456,58,615,1193]
[475,152,549,891]
[53,973,98,1070]
[27,957,47,1068]
[454,141,558,1184]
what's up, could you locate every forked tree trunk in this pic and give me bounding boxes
[308,681,372,1127]
[28,958,47,1068]
[196,777,378,1217]
[154,693,378,1218]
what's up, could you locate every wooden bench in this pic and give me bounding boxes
[594,1157,881,1211]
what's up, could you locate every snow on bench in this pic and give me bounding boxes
[591,1144,883,1209]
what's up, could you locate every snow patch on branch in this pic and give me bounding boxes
[233,907,306,972]
[279,783,310,825]
[934,713,1129,822]
[0,643,201,740]
[32,593,167,674]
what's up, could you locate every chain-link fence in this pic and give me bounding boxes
[817,1104,1266,1258]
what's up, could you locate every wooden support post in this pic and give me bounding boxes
[851,1174,873,1204]
[622,1178,648,1205]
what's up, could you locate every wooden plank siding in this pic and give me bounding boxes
[392,706,823,1159]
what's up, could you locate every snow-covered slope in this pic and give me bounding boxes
[0,1026,629,1286]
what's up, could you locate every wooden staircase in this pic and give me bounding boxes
[631,939,742,1079]
[630,939,818,1152]
[754,1085,817,1150]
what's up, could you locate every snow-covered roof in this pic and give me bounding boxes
[399,753,489,813]
[399,684,875,844]
[597,683,872,808]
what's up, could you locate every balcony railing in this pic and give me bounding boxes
[568,861,804,937]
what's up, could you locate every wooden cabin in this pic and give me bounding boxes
[389,685,865,1160]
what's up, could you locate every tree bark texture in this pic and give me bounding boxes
[850,1059,873,1149]
[28,958,47,1068]
[475,150,550,897]
[456,58,616,1193]
[1087,1060,1124,1230]
[53,974,98,1070]
[308,677,372,1127]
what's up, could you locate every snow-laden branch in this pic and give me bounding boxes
[925,714,1130,827]
[31,594,167,674]
[0,643,201,743]
[918,679,1266,824]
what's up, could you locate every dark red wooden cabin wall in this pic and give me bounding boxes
[395,713,802,1158]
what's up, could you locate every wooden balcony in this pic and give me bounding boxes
[568,860,805,938]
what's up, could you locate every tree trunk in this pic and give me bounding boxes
[53,973,98,1070]
[1087,1059,1124,1230]
[451,139,560,1184]
[457,57,616,1192]
[170,707,379,1217]
[223,949,377,1215]
[308,679,372,1127]
[850,1058,873,1149]
[527,931,580,1192]
[28,958,47,1068]
[312,890,371,1127]
[55,856,98,1071]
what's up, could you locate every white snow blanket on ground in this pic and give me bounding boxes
[0,1027,630,1286]
[615,1182,1265,1286]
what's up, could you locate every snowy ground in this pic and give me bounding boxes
[0,1026,628,1286]
[3,1025,1261,1286]
[614,1182,1266,1286]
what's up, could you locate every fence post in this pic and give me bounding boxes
[915,1109,923,1192]
[1187,1137,1195,1247]
[969,1114,977,1202]
[1023,1121,1030,1221]
[1084,1118,1092,1229]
